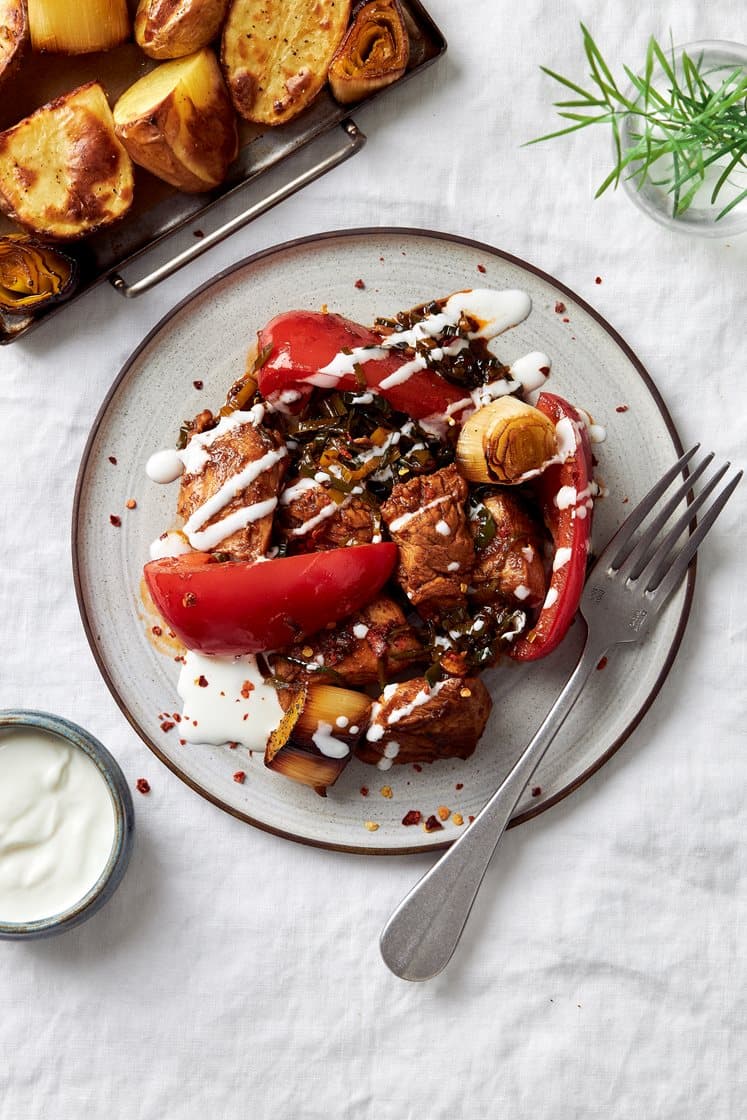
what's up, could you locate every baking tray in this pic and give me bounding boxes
[0,0,446,344]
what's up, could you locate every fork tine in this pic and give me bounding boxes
[646,469,742,608]
[636,460,731,591]
[619,451,714,581]
[607,445,700,570]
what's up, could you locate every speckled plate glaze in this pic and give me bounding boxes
[73,229,693,854]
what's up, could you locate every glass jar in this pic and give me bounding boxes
[618,40,747,237]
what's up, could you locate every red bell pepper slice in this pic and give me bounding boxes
[256,310,471,421]
[144,543,398,656]
[509,392,594,661]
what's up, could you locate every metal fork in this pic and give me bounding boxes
[380,446,742,982]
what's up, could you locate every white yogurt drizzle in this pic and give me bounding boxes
[312,722,350,759]
[387,493,450,533]
[177,651,283,752]
[435,519,451,536]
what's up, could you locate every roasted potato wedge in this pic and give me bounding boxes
[135,0,230,60]
[27,0,130,54]
[113,48,238,192]
[0,0,29,87]
[221,0,351,125]
[0,82,134,240]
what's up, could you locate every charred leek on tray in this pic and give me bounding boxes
[27,0,130,53]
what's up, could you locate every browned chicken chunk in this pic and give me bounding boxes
[270,595,424,686]
[177,415,286,560]
[277,477,377,553]
[471,492,547,609]
[356,675,492,767]
[381,464,475,617]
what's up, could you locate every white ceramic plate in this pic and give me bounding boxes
[73,229,693,854]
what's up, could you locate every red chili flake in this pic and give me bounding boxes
[240,680,255,699]
[531,786,542,798]
[233,771,246,784]
[597,656,608,671]
[136,778,150,794]
[402,810,422,826]
[110,514,121,527]
[182,592,197,608]
[615,404,629,413]
[424,814,443,832]
[172,713,181,722]
[228,741,239,750]
[622,497,629,504]
[197,675,208,688]
[455,782,464,791]
[554,301,566,314]
[562,317,570,323]
[108,455,117,465]
[151,625,162,636]
[477,263,487,274]
[160,720,175,733]
[126,499,137,510]
[193,229,204,239]
[539,366,551,375]
[360,786,369,797]
[354,278,365,289]
[242,713,248,721]
[178,738,186,746]
[468,815,475,823]
[595,276,602,284]
[412,763,422,772]
[174,655,185,663]
[193,380,204,390]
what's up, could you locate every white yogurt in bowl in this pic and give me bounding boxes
[0,712,134,938]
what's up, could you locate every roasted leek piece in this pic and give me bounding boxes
[457,397,558,484]
[0,235,77,314]
[328,0,409,105]
[27,0,130,54]
[265,683,370,793]
[0,0,29,87]
[114,49,238,192]
[221,0,351,125]
[0,82,134,240]
[135,0,230,60]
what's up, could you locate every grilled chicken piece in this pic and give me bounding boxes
[356,675,492,767]
[471,492,547,609]
[270,595,424,686]
[278,478,378,553]
[381,464,475,616]
[177,416,286,560]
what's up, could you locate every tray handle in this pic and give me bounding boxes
[109,118,366,300]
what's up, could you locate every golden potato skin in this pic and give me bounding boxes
[113,49,238,192]
[221,0,352,125]
[135,0,230,60]
[0,82,134,240]
[0,0,29,88]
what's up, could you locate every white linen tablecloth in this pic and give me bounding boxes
[1,2,745,1117]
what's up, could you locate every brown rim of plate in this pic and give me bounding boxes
[71,226,695,857]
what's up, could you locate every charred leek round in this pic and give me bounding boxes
[328,0,410,105]
[0,234,77,314]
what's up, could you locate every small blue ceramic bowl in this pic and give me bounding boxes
[0,710,135,940]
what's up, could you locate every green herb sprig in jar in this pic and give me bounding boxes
[528,26,747,227]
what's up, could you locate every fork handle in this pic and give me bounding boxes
[380,622,605,981]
